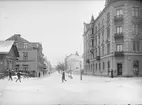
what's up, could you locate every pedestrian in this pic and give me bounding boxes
[39,72,40,77]
[111,69,113,78]
[16,72,21,82]
[62,70,67,82]
[8,70,13,81]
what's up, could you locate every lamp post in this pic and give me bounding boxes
[80,61,82,80]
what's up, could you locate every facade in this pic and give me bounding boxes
[65,52,83,74]
[83,0,142,76]
[0,41,19,73]
[6,34,45,77]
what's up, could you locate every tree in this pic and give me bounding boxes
[56,62,65,72]
[43,56,52,73]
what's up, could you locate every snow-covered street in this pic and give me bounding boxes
[0,72,142,104]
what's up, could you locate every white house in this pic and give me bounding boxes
[65,52,83,74]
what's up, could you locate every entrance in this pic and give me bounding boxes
[117,63,122,76]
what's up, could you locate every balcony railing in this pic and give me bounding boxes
[96,56,100,60]
[114,33,124,40]
[114,15,124,23]
[114,51,124,57]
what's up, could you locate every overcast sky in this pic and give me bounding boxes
[0,0,105,66]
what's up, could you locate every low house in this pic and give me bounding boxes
[0,41,19,74]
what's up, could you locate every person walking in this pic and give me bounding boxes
[38,72,40,77]
[16,72,21,82]
[62,70,67,82]
[8,70,13,81]
[111,69,113,78]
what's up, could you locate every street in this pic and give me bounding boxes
[0,72,142,104]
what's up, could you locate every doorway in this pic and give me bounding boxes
[117,63,122,76]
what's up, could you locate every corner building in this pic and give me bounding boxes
[83,0,142,76]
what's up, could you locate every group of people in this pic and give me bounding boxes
[8,70,21,82]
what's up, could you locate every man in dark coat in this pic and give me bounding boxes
[62,70,67,82]
[16,72,21,82]
[38,72,40,77]
[8,70,13,81]
[111,69,113,78]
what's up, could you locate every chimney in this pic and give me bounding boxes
[14,34,21,37]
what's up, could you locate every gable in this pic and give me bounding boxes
[9,45,19,57]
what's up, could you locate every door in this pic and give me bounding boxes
[117,63,122,75]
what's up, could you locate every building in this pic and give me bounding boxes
[0,41,19,73]
[6,34,46,77]
[31,42,46,76]
[83,0,142,76]
[65,52,83,74]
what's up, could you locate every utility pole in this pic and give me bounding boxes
[80,61,82,80]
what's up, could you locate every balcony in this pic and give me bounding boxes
[114,15,124,24]
[114,51,124,57]
[96,56,100,60]
[114,33,124,40]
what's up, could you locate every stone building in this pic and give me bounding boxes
[83,0,142,76]
[6,34,46,77]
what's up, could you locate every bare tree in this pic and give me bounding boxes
[56,62,65,72]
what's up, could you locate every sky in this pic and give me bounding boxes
[0,0,105,66]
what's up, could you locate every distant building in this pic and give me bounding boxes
[65,52,83,74]
[0,41,19,73]
[83,0,142,76]
[6,34,46,77]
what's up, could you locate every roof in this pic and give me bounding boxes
[6,34,30,44]
[0,41,14,53]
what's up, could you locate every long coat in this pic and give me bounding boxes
[62,71,65,79]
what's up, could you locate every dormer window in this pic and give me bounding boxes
[24,43,28,49]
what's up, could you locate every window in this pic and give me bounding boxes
[116,44,123,52]
[24,43,28,49]
[132,7,139,17]
[98,23,100,31]
[116,26,122,34]
[116,9,123,17]
[95,26,97,33]
[23,52,28,60]
[102,19,104,27]
[98,33,100,45]
[92,28,94,34]
[99,63,101,70]
[133,24,139,35]
[95,49,97,57]
[16,43,18,48]
[98,47,100,56]
[133,41,140,52]
[107,26,110,39]
[23,65,28,71]
[107,12,110,23]
[103,62,105,70]
[107,43,110,54]
[102,45,104,56]
[108,61,110,72]
[91,39,94,46]
[102,29,104,43]
[133,60,139,75]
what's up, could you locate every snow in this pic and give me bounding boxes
[0,72,142,105]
